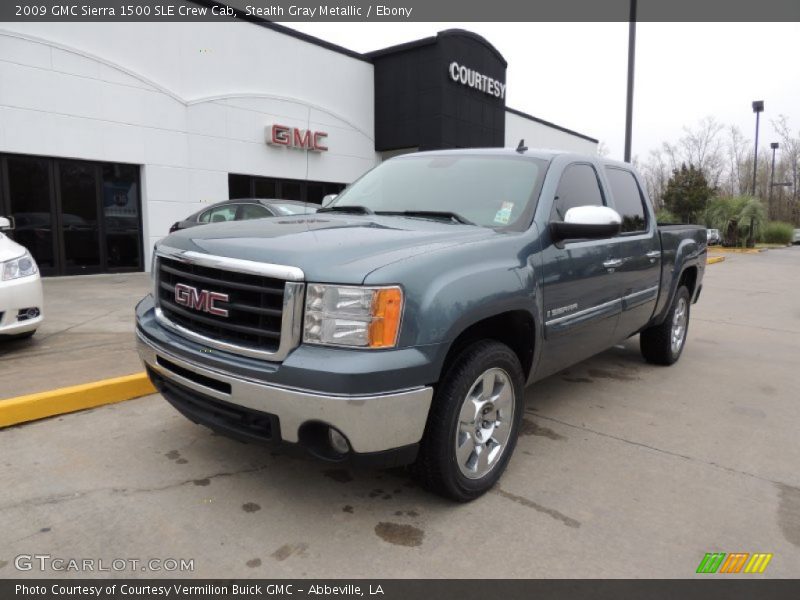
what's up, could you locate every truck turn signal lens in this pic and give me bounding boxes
[369,287,403,348]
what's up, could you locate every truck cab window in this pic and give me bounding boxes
[552,164,605,220]
[605,168,648,233]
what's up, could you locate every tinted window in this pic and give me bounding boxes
[228,174,251,199]
[605,168,647,233]
[238,204,271,220]
[102,163,141,269]
[552,164,604,220]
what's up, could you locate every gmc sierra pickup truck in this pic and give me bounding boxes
[136,148,706,501]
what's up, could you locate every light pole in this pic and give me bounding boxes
[769,142,779,212]
[752,100,764,196]
[623,0,637,163]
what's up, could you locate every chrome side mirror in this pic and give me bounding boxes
[550,205,621,241]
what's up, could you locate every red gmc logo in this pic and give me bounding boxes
[174,283,229,317]
[267,124,328,152]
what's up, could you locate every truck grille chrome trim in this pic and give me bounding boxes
[154,246,304,361]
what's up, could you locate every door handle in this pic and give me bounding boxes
[646,250,661,263]
[603,259,623,269]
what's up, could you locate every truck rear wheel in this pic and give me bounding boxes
[414,340,524,502]
[640,285,691,365]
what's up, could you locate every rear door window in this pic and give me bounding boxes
[605,168,648,233]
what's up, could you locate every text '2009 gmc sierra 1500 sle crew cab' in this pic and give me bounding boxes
[136,147,706,501]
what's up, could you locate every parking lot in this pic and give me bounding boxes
[1,247,798,578]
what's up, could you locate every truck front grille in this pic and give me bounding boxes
[156,255,287,354]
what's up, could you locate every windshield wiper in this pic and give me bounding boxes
[376,210,476,225]
[317,205,374,215]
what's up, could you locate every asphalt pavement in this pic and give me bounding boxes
[0,247,798,578]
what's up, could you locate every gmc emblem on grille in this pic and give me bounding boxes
[174,283,229,317]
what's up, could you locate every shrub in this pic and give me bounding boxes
[760,221,794,244]
[655,209,679,224]
[705,196,767,246]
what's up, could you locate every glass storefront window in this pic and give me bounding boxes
[102,163,141,269]
[0,154,142,275]
[5,156,55,271]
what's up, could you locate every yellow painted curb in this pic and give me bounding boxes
[710,247,763,254]
[707,256,726,264]
[0,372,156,428]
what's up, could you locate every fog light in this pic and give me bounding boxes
[17,307,40,321]
[328,427,350,454]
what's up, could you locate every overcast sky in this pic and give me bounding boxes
[288,22,800,161]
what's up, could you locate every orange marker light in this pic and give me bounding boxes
[369,287,403,348]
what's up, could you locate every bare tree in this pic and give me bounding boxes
[676,117,726,188]
[724,125,750,197]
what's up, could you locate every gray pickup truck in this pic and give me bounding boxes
[136,148,706,501]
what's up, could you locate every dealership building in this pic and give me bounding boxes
[0,17,597,276]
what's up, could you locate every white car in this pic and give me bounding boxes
[0,216,44,340]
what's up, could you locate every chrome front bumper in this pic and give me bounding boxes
[136,330,433,454]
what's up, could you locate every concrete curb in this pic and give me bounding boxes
[0,372,155,428]
[707,256,726,265]
[710,247,764,254]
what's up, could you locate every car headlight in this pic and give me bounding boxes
[303,284,403,348]
[2,252,38,281]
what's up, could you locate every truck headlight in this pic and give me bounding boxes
[2,252,38,281]
[303,284,403,348]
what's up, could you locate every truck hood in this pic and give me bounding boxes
[0,233,27,263]
[161,214,497,283]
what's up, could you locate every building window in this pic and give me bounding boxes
[0,153,142,276]
[228,174,345,204]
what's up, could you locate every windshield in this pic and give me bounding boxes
[329,154,547,229]
[271,203,317,216]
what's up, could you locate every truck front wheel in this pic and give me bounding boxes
[640,285,691,365]
[414,340,525,502]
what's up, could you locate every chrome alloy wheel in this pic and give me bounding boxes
[671,296,688,355]
[454,368,515,479]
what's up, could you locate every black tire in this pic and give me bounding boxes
[413,340,525,502]
[640,286,691,365]
[0,330,36,342]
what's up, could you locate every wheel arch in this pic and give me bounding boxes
[438,310,536,384]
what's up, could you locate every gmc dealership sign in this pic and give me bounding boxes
[448,61,506,100]
[266,124,328,152]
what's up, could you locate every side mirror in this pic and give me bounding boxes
[0,216,14,231]
[321,194,337,208]
[550,206,621,242]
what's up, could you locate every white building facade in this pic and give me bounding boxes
[0,21,597,275]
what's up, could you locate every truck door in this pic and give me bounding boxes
[602,167,661,339]
[537,162,622,378]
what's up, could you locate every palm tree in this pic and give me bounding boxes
[705,196,767,247]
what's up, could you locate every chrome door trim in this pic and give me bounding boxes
[545,297,622,330]
[622,285,659,310]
